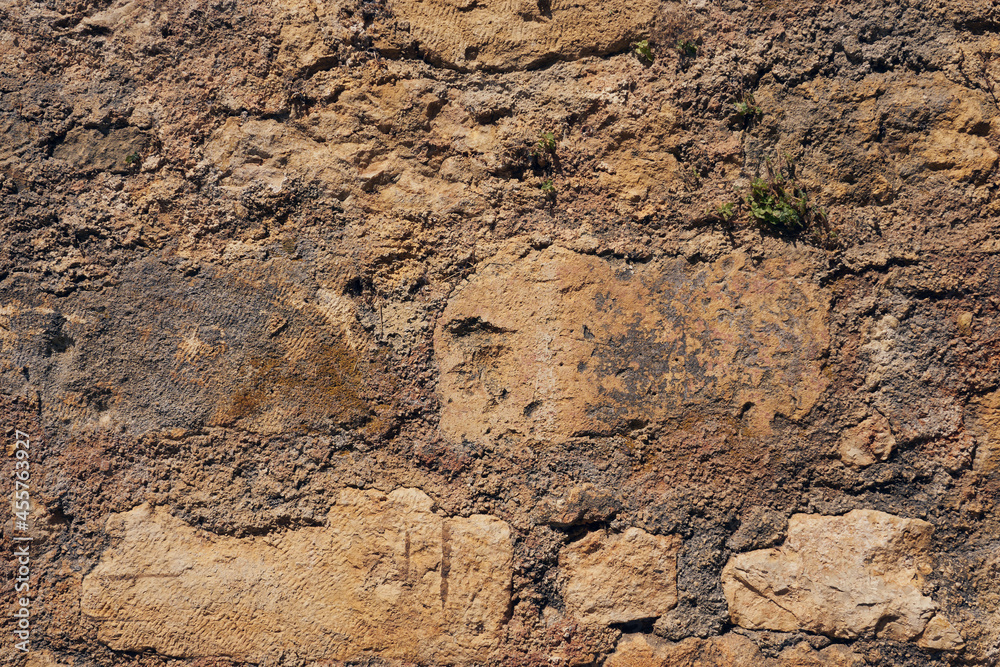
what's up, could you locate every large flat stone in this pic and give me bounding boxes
[722,510,963,649]
[435,245,830,443]
[382,0,658,71]
[606,633,866,667]
[81,488,513,662]
[560,527,681,626]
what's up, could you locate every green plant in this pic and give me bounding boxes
[633,39,654,63]
[536,131,557,154]
[733,92,762,119]
[745,156,829,238]
[676,40,698,58]
[540,178,556,195]
[714,202,736,222]
[124,152,141,165]
[682,165,702,191]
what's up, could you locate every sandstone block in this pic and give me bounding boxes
[81,488,512,662]
[560,528,681,626]
[382,0,657,71]
[605,634,866,667]
[436,245,829,443]
[970,390,1000,473]
[534,483,620,527]
[838,412,896,467]
[722,510,963,649]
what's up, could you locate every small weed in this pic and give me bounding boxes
[745,155,832,243]
[714,202,735,222]
[702,155,836,246]
[682,165,702,191]
[733,92,762,120]
[124,152,141,165]
[676,40,698,58]
[536,131,557,154]
[540,178,556,195]
[633,39,654,63]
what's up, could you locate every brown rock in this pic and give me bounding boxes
[838,412,896,467]
[436,245,830,444]
[81,488,512,662]
[560,528,681,626]
[25,651,72,667]
[534,483,620,527]
[917,615,967,651]
[970,391,1000,473]
[52,127,151,174]
[381,0,657,71]
[605,634,866,667]
[722,510,963,648]
[605,633,762,667]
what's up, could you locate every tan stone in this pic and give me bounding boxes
[534,482,620,527]
[605,633,761,667]
[774,642,868,666]
[838,412,896,467]
[560,528,681,626]
[435,245,829,443]
[970,390,1000,473]
[916,615,966,651]
[81,488,512,662]
[722,510,962,648]
[605,634,866,667]
[917,129,999,184]
[382,0,657,71]
[26,651,72,667]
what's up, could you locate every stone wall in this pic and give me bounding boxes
[1,0,999,665]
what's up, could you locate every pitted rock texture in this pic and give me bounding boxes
[81,488,513,663]
[0,258,388,435]
[722,510,963,649]
[436,245,829,443]
[3,0,1000,664]
[559,527,681,626]
[606,633,867,667]
[838,411,896,467]
[380,0,658,71]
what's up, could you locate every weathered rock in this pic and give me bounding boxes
[25,651,72,667]
[436,245,830,444]
[3,0,1000,664]
[380,0,657,71]
[728,506,788,553]
[917,615,967,651]
[722,510,962,649]
[605,633,866,667]
[81,488,513,663]
[534,482,620,527]
[51,126,152,174]
[970,390,1000,473]
[0,259,382,435]
[559,527,681,626]
[838,411,896,467]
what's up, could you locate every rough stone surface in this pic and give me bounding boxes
[722,510,963,649]
[2,0,1000,664]
[838,412,896,467]
[534,482,620,527]
[970,390,1000,473]
[381,0,658,71]
[559,527,681,626]
[81,488,513,663]
[606,633,867,667]
[436,245,829,443]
